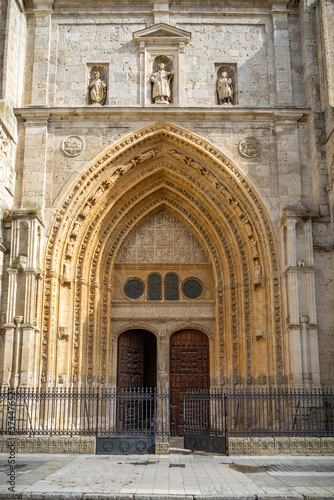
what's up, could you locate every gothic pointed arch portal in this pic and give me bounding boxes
[41,122,284,389]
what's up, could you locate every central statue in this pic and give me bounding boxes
[151,63,173,104]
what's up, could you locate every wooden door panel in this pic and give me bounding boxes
[170,330,209,436]
[118,331,145,389]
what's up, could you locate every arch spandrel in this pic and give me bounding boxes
[41,122,284,388]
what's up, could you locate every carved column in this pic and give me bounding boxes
[178,41,187,106]
[21,271,38,387]
[13,316,23,388]
[2,270,17,386]
[270,1,293,105]
[2,214,19,386]
[304,220,321,387]
[157,334,169,391]
[299,316,311,388]
[139,42,146,107]
[285,217,303,386]
[157,334,169,441]
[31,0,53,105]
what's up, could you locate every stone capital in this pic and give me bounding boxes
[299,316,309,324]
[33,0,53,10]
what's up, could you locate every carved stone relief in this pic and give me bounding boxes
[238,137,261,158]
[62,136,84,157]
[117,211,209,264]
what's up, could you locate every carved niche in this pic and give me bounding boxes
[215,64,237,105]
[133,23,191,106]
[87,65,108,105]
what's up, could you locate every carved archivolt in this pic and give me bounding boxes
[41,122,283,387]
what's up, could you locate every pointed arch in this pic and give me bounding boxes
[41,122,284,388]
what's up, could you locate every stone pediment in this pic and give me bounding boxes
[133,23,191,45]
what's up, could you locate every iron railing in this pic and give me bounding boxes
[1,387,333,438]
[184,388,334,437]
[0,387,169,437]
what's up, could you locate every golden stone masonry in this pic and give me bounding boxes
[0,0,333,436]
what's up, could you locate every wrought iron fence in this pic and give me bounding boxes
[0,387,169,437]
[1,386,333,438]
[184,388,334,437]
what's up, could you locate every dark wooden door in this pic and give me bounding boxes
[170,330,209,436]
[118,331,145,389]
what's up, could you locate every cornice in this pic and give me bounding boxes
[14,106,311,124]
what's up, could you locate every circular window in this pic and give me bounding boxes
[124,278,144,300]
[182,278,204,299]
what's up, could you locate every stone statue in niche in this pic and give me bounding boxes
[151,63,173,104]
[89,71,107,105]
[217,72,233,105]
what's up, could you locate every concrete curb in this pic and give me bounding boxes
[0,494,333,500]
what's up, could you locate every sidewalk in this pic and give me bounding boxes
[0,452,334,499]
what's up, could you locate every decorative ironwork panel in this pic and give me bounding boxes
[96,436,155,454]
[184,434,227,454]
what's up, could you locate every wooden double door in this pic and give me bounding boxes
[117,329,209,436]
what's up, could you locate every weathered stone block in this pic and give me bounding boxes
[289,437,306,455]
[155,442,169,454]
[33,436,49,453]
[274,437,291,455]
[321,437,334,455]
[64,437,81,453]
[48,436,65,453]
[305,437,321,455]
[79,436,95,454]
[258,437,275,454]
[18,436,34,453]
[228,437,245,455]
[244,437,260,454]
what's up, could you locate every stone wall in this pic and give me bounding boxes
[0,0,334,389]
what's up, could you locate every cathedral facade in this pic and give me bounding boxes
[0,0,333,420]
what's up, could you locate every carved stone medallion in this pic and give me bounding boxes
[62,136,84,157]
[238,137,261,158]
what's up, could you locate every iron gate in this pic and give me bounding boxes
[96,388,169,454]
[183,389,227,454]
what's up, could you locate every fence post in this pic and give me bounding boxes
[95,388,99,438]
